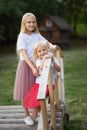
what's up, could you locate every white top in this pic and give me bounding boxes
[35,57,60,84]
[17,33,47,61]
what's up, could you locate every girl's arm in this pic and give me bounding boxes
[47,42,56,52]
[38,57,45,70]
[52,56,61,72]
[21,49,39,76]
[38,54,52,70]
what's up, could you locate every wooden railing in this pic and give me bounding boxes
[37,46,68,130]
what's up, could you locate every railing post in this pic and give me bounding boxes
[40,100,49,130]
[56,49,62,101]
[48,68,57,130]
[54,73,59,110]
[56,47,64,102]
[60,58,65,102]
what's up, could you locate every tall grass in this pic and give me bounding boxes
[0,44,87,129]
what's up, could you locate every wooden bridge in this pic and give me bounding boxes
[0,46,69,130]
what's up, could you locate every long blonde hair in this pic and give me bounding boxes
[16,12,40,57]
[20,12,39,33]
[33,41,49,64]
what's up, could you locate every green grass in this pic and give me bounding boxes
[0,43,87,129]
[63,48,87,130]
[0,52,21,105]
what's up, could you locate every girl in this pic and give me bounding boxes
[23,41,61,124]
[13,12,54,125]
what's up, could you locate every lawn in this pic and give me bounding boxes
[0,53,20,105]
[63,47,87,130]
[0,43,87,130]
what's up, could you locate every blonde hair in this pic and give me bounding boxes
[33,41,49,64]
[16,12,40,57]
[20,12,39,33]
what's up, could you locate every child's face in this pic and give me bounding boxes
[37,45,48,59]
[25,16,36,33]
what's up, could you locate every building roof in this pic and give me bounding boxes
[47,16,71,31]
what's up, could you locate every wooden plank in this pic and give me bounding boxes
[37,111,43,130]
[0,109,24,113]
[56,50,62,101]
[54,74,59,111]
[0,113,24,118]
[40,100,49,130]
[37,58,51,100]
[0,118,24,124]
[0,105,22,109]
[37,100,49,130]
[48,69,57,130]
[0,124,37,130]
[60,58,65,102]
[0,105,37,130]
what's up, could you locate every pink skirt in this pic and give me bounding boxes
[13,60,35,101]
[23,83,55,109]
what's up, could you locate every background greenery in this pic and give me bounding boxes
[0,39,87,130]
[0,0,87,45]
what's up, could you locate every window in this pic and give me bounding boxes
[46,19,52,27]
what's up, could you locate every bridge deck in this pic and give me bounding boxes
[0,105,37,130]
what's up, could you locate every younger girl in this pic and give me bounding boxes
[23,41,61,124]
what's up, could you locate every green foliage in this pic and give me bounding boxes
[0,0,26,16]
[58,0,87,35]
[0,0,87,44]
[0,0,27,44]
[77,24,87,36]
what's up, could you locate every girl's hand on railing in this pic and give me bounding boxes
[43,54,53,59]
[49,45,56,53]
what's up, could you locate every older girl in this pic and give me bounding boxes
[13,12,54,125]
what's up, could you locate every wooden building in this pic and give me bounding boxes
[39,15,71,49]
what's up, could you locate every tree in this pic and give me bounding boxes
[0,0,86,44]
[0,0,27,44]
[0,0,60,44]
[58,0,86,35]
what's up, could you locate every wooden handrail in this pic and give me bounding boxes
[37,46,65,130]
[37,58,52,130]
[37,58,51,100]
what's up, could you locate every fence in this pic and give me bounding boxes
[37,46,69,130]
